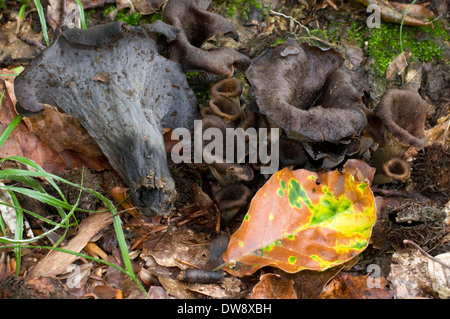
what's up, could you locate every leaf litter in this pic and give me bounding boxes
[0,0,449,299]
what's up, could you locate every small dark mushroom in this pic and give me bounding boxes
[371,89,428,172]
[163,0,251,76]
[302,138,362,169]
[14,21,199,216]
[214,182,253,224]
[246,38,367,143]
[209,95,241,123]
[210,77,243,102]
[196,115,254,185]
[278,138,308,168]
[382,157,411,182]
[373,157,411,184]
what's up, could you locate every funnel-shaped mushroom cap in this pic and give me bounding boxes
[375,89,428,148]
[214,182,253,212]
[14,21,199,216]
[211,77,243,98]
[382,157,411,182]
[246,38,367,143]
[163,0,251,75]
[209,95,241,122]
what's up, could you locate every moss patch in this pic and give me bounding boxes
[349,19,448,76]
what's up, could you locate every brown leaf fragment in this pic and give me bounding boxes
[388,248,434,299]
[141,228,210,270]
[26,212,113,279]
[158,276,197,299]
[117,0,168,15]
[147,285,175,299]
[428,252,450,299]
[22,104,105,158]
[92,72,114,84]
[319,272,393,299]
[248,273,297,299]
[0,275,72,299]
[92,285,120,299]
[0,80,110,173]
[386,51,412,80]
[356,0,432,26]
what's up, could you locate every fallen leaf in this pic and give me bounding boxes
[248,273,297,299]
[387,248,434,299]
[158,276,197,299]
[356,0,431,26]
[427,252,450,299]
[390,2,435,20]
[386,51,412,80]
[22,104,105,158]
[92,285,120,299]
[141,227,210,270]
[319,272,394,299]
[26,212,113,279]
[116,0,167,15]
[0,80,110,173]
[147,285,175,299]
[222,164,376,276]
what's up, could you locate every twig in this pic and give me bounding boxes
[269,10,337,47]
[403,239,450,270]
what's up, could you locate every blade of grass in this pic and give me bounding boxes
[0,186,74,211]
[74,0,87,29]
[0,113,23,149]
[399,0,417,54]
[1,156,69,204]
[33,0,50,46]
[0,165,135,276]
[18,4,27,19]
[8,191,23,275]
[52,168,84,247]
[0,201,65,227]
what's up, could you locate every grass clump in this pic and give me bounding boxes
[0,104,146,295]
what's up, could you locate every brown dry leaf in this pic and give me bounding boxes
[147,285,175,299]
[158,276,197,299]
[387,248,434,299]
[0,80,110,172]
[386,51,412,80]
[427,252,450,299]
[390,2,435,20]
[141,227,210,270]
[187,282,229,299]
[319,272,393,299]
[426,115,449,146]
[92,285,120,299]
[0,21,41,66]
[26,212,113,279]
[248,273,297,299]
[22,104,104,158]
[116,0,167,14]
[0,80,66,172]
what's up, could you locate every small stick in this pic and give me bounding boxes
[269,10,337,47]
[403,239,450,270]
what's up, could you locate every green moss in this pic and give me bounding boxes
[116,9,142,26]
[348,19,448,76]
[185,72,212,105]
[102,4,116,16]
[217,0,264,20]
